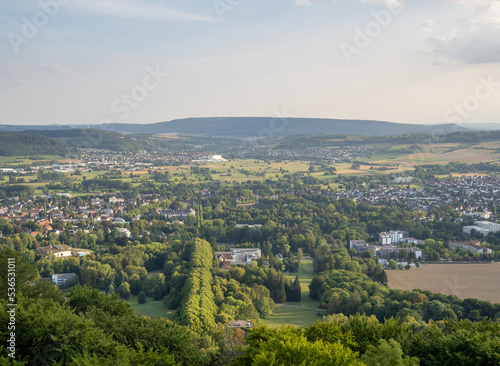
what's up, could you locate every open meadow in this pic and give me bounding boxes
[387,263,500,304]
[126,295,175,319]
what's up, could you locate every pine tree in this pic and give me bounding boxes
[292,275,302,302]
[270,271,286,303]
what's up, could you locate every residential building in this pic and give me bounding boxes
[52,273,77,286]
[379,232,391,245]
[116,228,131,237]
[390,230,403,244]
[350,240,422,262]
[475,221,500,232]
[447,240,493,254]
[463,225,490,236]
[229,320,252,328]
[215,248,261,266]
[163,208,196,220]
[36,244,74,258]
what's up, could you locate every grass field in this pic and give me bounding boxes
[0,155,68,166]
[263,257,324,328]
[126,295,174,319]
[387,263,500,304]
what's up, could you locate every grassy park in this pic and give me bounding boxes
[126,295,175,319]
[263,257,325,328]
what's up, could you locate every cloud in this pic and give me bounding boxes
[295,0,405,6]
[423,1,500,64]
[68,0,217,22]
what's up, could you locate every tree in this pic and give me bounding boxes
[285,276,301,302]
[0,248,39,298]
[62,274,80,289]
[138,291,147,304]
[361,339,419,366]
[270,272,286,303]
[231,326,363,366]
[119,282,131,300]
[297,248,304,262]
[388,259,397,270]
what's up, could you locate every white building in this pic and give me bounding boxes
[475,221,500,232]
[379,232,391,245]
[52,273,77,287]
[163,208,196,220]
[36,244,74,258]
[215,248,261,266]
[390,230,403,244]
[116,228,131,237]
[463,225,491,236]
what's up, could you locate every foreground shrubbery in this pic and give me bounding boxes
[233,315,500,366]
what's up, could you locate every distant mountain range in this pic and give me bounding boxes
[0,117,475,137]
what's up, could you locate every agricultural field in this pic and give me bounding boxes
[0,155,69,166]
[387,263,500,304]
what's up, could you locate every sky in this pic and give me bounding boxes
[0,0,499,126]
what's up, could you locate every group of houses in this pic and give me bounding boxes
[349,239,422,266]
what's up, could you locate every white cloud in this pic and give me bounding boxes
[68,0,217,22]
[423,1,500,64]
[295,0,312,5]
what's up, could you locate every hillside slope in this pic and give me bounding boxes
[0,118,468,137]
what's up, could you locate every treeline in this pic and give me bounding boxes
[232,315,500,366]
[180,239,217,333]
[422,161,500,174]
[24,129,155,152]
[276,130,500,149]
[0,185,35,200]
[81,179,133,191]
[310,269,500,322]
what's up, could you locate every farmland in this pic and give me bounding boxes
[387,263,500,304]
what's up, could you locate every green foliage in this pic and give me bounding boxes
[310,269,500,323]
[180,239,217,334]
[24,129,154,152]
[0,132,70,156]
[231,326,363,366]
[138,291,147,304]
[285,275,301,302]
[361,339,420,366]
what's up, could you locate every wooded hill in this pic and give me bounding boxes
[0,117,468,137]
[0,132,70,156]
[22,129,154,152]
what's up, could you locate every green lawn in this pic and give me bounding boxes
[263,257,324,328]
[263,304,323,328]
[126,296,174,319]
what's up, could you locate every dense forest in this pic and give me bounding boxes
[0,132,70,156]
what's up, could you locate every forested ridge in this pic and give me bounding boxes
[0,132,70,156]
